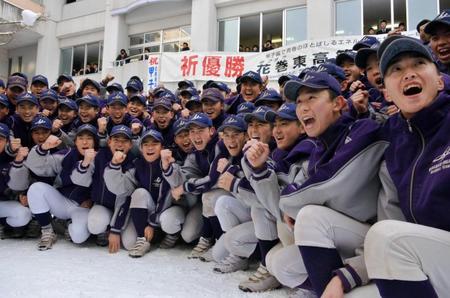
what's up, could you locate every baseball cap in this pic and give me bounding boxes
[57,74,74,86]
[81,78,101,92]
[39,89,58,102]
[11,72,28,85]
[209,81,231,93]
[236,102,255,115]
[107,92,128,106]
[0,123,9,138]
[7,75,27,91]
[218,115,247,133]
[76,124,98,137]
[243,106,271,123]
[378,36,433,76]
[0,94,10,108]
[284,71,342,102]
[298,67,316,80]
[31,75,49,87]
[355,42,381,69]
[185,94,202,110]
[129,94,147,106]
[110,125,132,139]
[76,94,100,108]
[265,103,298,122]
[126,79,143,92]
[141,129,164,144]
[416,19,430,33]
[240,71,263,84]
[16,92,38,106]
[353,36,379,51]
[336,51,357,67]
[180,87,198,97]
[31,116,52,131]
[178,80,194,89]
[278,74,299,87]
[153,96,173,110]
[200,88,224,103]
[254,89,283,107]
[106,83,124,94]
[187,112,213,128]
[316,63,347,81]
[425,10,450,35]
[58,98,78,110]
[173,118,190,135]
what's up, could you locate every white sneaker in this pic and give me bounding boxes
[188,237,212,259]
[128,237,151,258]
[38,228,57,251]
[159,232,180,249]
[213,254,249,273]
[238,264,281,292]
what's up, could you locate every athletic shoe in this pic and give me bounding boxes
[96,232,109,247]
[128,237,151,258]
[238,264,281,292]
[159,232,180,249]
[25,219,41,238]
[64,220,72,242]
[38,228,57,251]
[213,254,249,273]
[288,288,318,298]
[188,237,212,259]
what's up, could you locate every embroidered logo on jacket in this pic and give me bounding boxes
[429,146,450,174]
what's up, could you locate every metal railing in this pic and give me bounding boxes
[113,52,153,67]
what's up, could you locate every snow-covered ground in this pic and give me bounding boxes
[0,238,288,298]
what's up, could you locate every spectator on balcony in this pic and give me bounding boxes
[181,42,190,51]
[252,45,259,52]
[116,49,129,65]
[368,27,376,34]
[262,40,273,52]
[376,19,391,34]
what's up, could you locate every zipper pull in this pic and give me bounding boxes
[406,119,413,133]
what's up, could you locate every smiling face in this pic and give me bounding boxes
[222,127,247,157]
[75,132,95,155]
[272,118,304,150]
[40,98,58,113]
[17,102,39,123]
[141,137,163,162]
[108,135,132,154]
[127,99,145,118]
[365,54,384,90]
[152,106,174,129]
[240,80,262,102]
[107,103,127,124]
[82,84,99,97]
[384,53,443,119]
[31,128,51,145]
[246,119,273,144]
[296,88,344,138]
[78,102,98,123]
[188,124,215,151]
[430,26,450,65]
[341,59,362,82]
[202,99,223,120]
[31,82,47,96]
[174,130,193,153]
[58,106,77,125]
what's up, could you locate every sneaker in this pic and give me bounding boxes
[213,254,249,273]
[52,218,67,236]
[96,232,109,247]
[64,220,72,242]
[159,232,180,249]
[25,219,41,238]
[199,248,214,262]
[188,237,212,259]
[238,264,281,292]
[37,228,57,251]
[128,237,151,258]
[288,288,318,298]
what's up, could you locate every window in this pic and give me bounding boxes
[59,41,103,76]
[218,18,239,51]
[336,0,362,35]
[18,56,22,72]
[440,0,450,11]
[8,58,12,76]
[239,14,260,52]
[285,7,306,46]
[408,0,437,31]
[262,11,282,49]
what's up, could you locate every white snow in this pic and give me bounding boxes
[0,238,288,298]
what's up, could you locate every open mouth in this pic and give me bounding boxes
[302,116,315,129]
[375,77,383,87]
[115,149,124,152]
[193,140,203,146]
[251,136,260,140]
[403,84,422,96]
[438,48,450,58]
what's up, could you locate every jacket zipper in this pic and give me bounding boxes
[407,119,424,224]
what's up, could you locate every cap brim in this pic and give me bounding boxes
[355,48,377,69]
[8,84,25,90]
[187,120,210,128]
[76,128,97,137]
[32,79,48,86]
[424,19,450,35]
[153,103,172,110]
[31,124,51,131]
[265,110,297,122]
[140,134,163,144]
[108,100,127,106]
[110,132,131,139]
[240,76,262,84]
[185,100,201,110]
[218,124,246,133]
[336,53,355,66]
[17,99,37,105]
[243,113,266,123]
[76,98,98,107]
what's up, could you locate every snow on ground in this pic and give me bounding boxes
[0,238,288,298]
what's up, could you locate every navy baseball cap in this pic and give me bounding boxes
[378,36,433,76]
[316,63,346,81]
[187,112,213,128]
[173,118,190,135]
[180,87,198,97]
[76,94,100,108]
[129,94,147,106]
[31,75,49,87]
[16,92,38,106]
[201,88,224,103]
[254,89,283,107]
[11,72,28,85]
[244,106,271,123]
[336,51,357,67]
[298,67,315,79]
[106,83,124,94]
[57,74,74,85]
[0,123,9,138]
[81,79,101,92]
[355,42,381,69]
[152,86,169,97]
[76,124,98,137]
[58,98,78,110]
[353,36,379,51]
[236,102,255,115]
[0,79,4,88]
[126,79,143,92]
[107,92,128,106]
[416,19,430,33]
[7,75,27,91]
[178,80,194,89]
[31,116,52,131]
[110,125,132,139]
[39,89,58,102]
[425,10,450,35]
[284,71,342,102]
[209,81,231,94]
[153,96,173,110]
[265,103,298,122]
[141,129,164,144]
[218,115,247,133]
[240,71,263,84]
[278,74,299,86]
[185,94,202,110]
[0,94,10,108]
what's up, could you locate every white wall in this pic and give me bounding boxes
[8,44,37,80]
[0,48,9,81]
[216,0,304,19]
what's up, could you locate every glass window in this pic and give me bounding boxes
[86,43,100,73]
[286,7,306,45]
[60,42,103,76]
[99,43,103,71]
[180,26,191,39]
[18,56,22,73]
[8,58,12,76]
[440,0,450,11]
[218,18,238,51]
[262,11,282,50]
[129,48,143,60]
[336,0,362,35]
[145,45,160,53]
[72,45,85,76]
[163,42,180,52]
[393,0,406,31]
[163,28,180,42]
[130,35,144,46]
[144,32,161,43]
[60,48,72,75]
[240,14,260,52]
[408,0,437,31]
[363,0,391,34]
